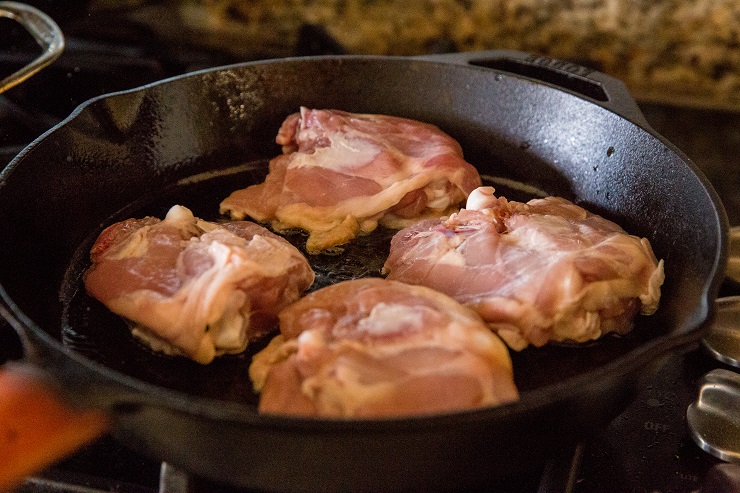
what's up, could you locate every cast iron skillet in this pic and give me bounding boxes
[0,50,728,492]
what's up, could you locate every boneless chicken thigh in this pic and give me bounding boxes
[220,108,481,253]
[249,278,518,417]
[383,187,665,351]
[84,205,315,364]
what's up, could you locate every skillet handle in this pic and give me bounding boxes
[0,363,109,492]
[0,1,65,94]
[421,50,652,129]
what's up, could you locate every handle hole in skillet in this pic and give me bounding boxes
[469,57,610,102]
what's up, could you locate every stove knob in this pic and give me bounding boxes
[700,463,740,493]
[724,226,740,286]
[702,297,740,368]
[687,369,740,463]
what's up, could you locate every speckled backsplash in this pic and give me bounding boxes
[111,0,740,111]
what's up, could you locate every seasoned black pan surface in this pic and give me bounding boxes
[59,168,646,403]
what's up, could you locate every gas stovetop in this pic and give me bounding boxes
[0,332,731,493]
[2,6,740,492]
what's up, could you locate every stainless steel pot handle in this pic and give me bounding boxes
[0,1,64,94]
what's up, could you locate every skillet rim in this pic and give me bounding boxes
[0,53,729,429]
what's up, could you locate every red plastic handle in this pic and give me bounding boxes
[0,368,110,492]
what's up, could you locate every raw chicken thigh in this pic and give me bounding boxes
[84,205,315,364]
[249,278,518,417]
[383,187,665,351]
[220,108,481,253]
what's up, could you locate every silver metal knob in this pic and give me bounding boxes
[703,297,740,369]
[687,369,740,463]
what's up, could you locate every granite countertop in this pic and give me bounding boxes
[164,0,740,111]
[93,1,740,111]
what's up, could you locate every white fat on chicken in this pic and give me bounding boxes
[249,278,518,418]
[383,187,665,350]
[84,205,314,364]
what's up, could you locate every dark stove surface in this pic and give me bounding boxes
[2,5,740,493]
[575,349,725,493]
[0,334,730,493]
